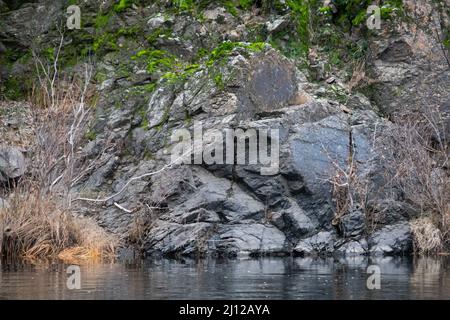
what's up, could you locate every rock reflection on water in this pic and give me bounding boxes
[0,256,449,299]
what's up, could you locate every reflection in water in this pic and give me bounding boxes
[409,257,450,299]
[0,256,449,299]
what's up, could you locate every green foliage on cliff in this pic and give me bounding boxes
[95,13,112,29]
[286,0,311,55]
[171,0,287,16]
[1,77,24,100]
[114,0,134,13]
[207,41,266,67]
[133,49,177,74]
[316,0,403,31]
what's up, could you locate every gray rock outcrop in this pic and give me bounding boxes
[3,0,446,258]
[368,223,413,256]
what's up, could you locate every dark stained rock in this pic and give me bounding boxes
[0,0,8,12]
[246,49,298,113]
[366,0,450,140]
[288,114,350,197]
[0,1,63,48]
[270,199,316,238]
[340,208,365,238]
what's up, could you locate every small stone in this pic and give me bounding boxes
[204,7,227,21]
[147,13,168,29]
[6,118,20,128]
[99,79,114,91]
[0,146,26,182]
[266,17,289,33]
[326,76,336,84]
[228,30,240,41]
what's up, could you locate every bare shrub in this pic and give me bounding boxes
[0,35,118,262]
[376,108,449,250]
[330,158,356,227]
[29,65,95,200]
[126,172,174,255]
[328,147,380,235]
[323,134,371,232]
[127,210,148,255]
[327,106,449,249]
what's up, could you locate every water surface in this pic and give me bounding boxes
[1,256,449,299]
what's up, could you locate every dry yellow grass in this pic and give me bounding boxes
[411,217,443,255]
[0,192,117,262]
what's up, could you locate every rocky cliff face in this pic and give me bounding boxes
[1,0,449,258]
[367,0,450,120]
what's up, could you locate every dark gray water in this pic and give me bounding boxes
[0,256,449,299]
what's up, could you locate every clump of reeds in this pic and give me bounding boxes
[0,192,117,262]
[411,217,444,255]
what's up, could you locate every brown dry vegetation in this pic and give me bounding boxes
[378,109,449,254]
[0,45,118,262]
[330,106,449,254]
[0,192,117,262]
[410,217,444,255]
